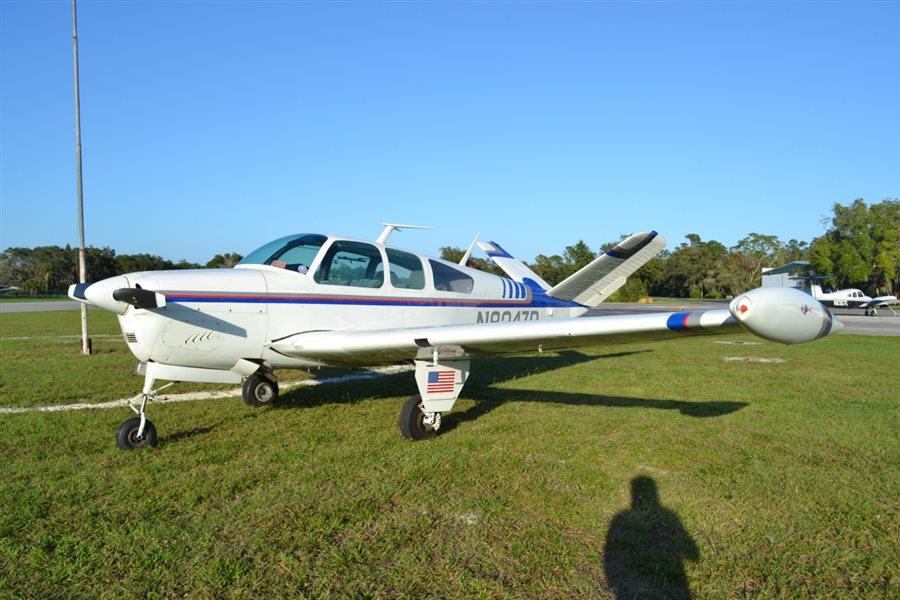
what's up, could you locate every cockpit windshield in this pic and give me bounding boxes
[239,234,327,272]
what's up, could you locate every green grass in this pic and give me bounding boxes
[0,311,320,408]
[0,311,897,598]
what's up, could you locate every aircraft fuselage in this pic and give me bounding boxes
[85,234,585,372]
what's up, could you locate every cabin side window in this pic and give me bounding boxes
[429,259,474,294]
[386,249,426,290]
[314,241,384,288]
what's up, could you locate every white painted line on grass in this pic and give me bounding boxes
[0,365,413,414]
[1,334,122,341]
[721,356,786,363]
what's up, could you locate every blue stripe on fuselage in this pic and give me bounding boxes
[165,290,581,309]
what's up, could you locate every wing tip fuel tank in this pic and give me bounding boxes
[729,286,842,344]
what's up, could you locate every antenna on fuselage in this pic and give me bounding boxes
[376,223,432,245]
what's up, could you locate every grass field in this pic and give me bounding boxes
[0,310,897,598]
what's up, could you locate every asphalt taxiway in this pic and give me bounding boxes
[0,301,82,313]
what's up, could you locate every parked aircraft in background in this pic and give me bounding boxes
[70,225,842,449]
[809,284,898,314]
[762,262,898,315]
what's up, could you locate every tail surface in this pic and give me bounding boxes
[546,231,666,307]
[477,241,551,290]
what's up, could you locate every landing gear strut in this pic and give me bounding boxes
[115,382,171,450]
[112,362,263,450]
[242,371,279,407]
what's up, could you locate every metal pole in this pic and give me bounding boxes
[72,0,90,355]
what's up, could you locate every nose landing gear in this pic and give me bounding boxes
[115,382,172,450]
[111,362,276,450]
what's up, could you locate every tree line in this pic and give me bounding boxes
[444,198,899,301]
[0,247,242,296]
[2,198,896,299]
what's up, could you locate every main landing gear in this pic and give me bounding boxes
[399,359,470,441]
[114,356,477,448]
[399,394,441,440]
[242,371,279,407]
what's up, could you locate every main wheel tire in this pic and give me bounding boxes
[399,394,436,441]
[242,373,279,407]
[116,416,158,450]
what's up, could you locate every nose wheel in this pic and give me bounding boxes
[116,416,157,450]
[114,378,171,450]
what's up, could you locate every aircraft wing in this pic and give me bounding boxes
[867,296,898,308]
[272,309,740,364]
[270,287,840,366]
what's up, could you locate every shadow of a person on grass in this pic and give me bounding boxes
[603,476,699,599]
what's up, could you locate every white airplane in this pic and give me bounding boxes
[808,283,898,314]
[69,225,842,449]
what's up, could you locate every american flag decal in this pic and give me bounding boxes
[426,370,456,394]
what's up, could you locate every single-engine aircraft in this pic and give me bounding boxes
[764,263,897,315]
[69,225,842,449]
[809,284,898,314]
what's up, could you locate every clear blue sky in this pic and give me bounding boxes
[1,1,898,264]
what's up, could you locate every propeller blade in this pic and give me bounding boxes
[112,288,166,309]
